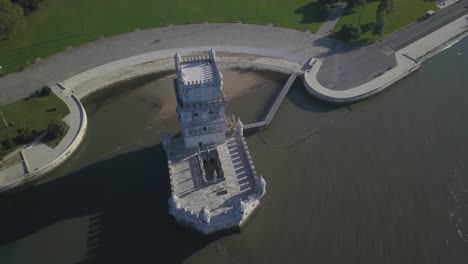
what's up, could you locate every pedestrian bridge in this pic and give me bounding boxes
[244,73,298,132]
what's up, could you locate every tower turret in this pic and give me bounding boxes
[173,50,227,148]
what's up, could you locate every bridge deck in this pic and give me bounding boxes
[244,73,298,131]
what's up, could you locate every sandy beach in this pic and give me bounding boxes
[132,69,287,123]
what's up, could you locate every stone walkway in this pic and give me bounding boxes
[0,53,300,192]
[0,24,337,106]
[316,1,347,36]
[0,85,87,192]
[0,3,466,191]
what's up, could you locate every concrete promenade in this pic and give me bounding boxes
[0,85,87,192]
[0,52,301,192]
[305,14,468,103]
[0,24,335,106]
[0,4,466,191]
[317,0,468,91]
[61,47,304,100]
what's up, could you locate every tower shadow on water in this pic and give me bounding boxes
[0,144,220,264]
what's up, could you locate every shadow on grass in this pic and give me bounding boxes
[360,22,374,34]
[22,92,40,101]
[294,2,324,24]
[0,144,219,263]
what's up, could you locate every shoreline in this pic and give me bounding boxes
[304,14,468,103]
[0,86,87,193]
[0,12,466,192]
[0,56,294,193]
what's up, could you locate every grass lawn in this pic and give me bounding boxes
[0,0,324,74]
[333,0,438,42]
[0,92,69,154]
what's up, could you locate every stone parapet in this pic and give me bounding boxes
[165,132,264,235]
[0,89,88,192]
[304,14,468,103]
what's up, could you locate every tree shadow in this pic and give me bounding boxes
[360,22,374,34]
[311,36,362,58]
[22,92,40,101]
[0,144,218,263]
[294,2,324,24]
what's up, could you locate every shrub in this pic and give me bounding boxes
[319,0,338,5]
[372,7,386,36]
[40,85,51,96]
[320,4,332,19]
[343,5,355,15]
[11,0,42,14]
[339,24,361,40]
[346,0,358,8]
[16,125,34,143]
[47,120,66,139]
[1,138,14,149]
[0,0,24,39]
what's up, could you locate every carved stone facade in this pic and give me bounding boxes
[174,49,226,149]
[164,50,266,235]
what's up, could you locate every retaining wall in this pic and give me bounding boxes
[0,93,88,192]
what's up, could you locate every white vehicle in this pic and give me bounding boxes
[309,57,317,67]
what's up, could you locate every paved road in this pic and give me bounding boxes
[383,0,468,50]
[317,0,468,91]
[0,24,340,105]
[0,0,466,104]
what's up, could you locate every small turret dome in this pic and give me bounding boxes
[199,207,211,224]
[255,175,266,198]
[168,194,181,209]
[236,198,246,213]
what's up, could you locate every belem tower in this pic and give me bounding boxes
[162,49,266,235]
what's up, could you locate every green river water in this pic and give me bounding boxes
[0,37,467,264]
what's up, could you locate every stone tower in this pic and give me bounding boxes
[174,49,226,149]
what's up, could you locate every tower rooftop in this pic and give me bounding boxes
[174,50,223,104]
[180,58,214,85]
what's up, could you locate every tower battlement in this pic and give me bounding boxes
[174,49,226,149]
[163,49,266,235]
[174,49,223,104]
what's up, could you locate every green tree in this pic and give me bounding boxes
[40,85,51,96]
[1,137,14,149]
[346,0,358,8]
[319,0,339,4]
[47,120,66,139]
[0,0,24,39]
[373,10,386,36]
[377,0,393,15]
[16,125,34,143]
[320,4,332,19]
[12,0,43,14]
[356,0,367,26]
[340,24,361,40]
